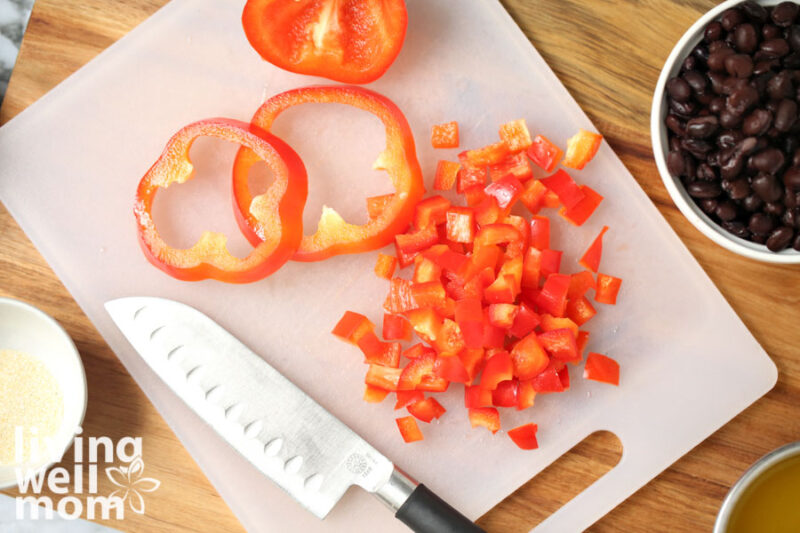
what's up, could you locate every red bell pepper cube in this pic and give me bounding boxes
[528,135,564,173]
[455,297,484,349]
[405,308,444,344]
[489,152,533,182]
[536,273,571,317]
[383,313,412,341]
[520,179,548,214]
[568,271,596,299]
[358,332,401,367]
[487,304,519,329]
[530,216,550,250]
[410,281,447,310]
[484,274,518,304]
[595,274,622,305]
[416,376,450,393]
[474,224,523,252]
[508,423,539,450]
[559,185,604,226]
[468,407,501,434]
[363,385,390,404]
[473,196,502,226]
[457,166,486,194]
[446,206,476,243]
[517,380,536,410]
[413,255,442,284]
[492,379,519,408]
[543,190,561,208]
[467,244,501,280]
[396,416,424,443]
[566,296,597,326]
[537,328,579,362]
[498,255,523,293]
[465,384,493,408]
[407,397,446,423]
[402,343,434,361]
[509,302,540,339]
[482,312,507,349]
[510,333,550,380]
[366,365,403,391]
[413,195,451,229]
[540,249,563,278]
[579,226,609,273]
[504,215,531,247]
[531,362,565,393]
[558,365,570,390]
[431,121,459,149]
[374,253,397,280]
[459,348,485,383]
[540,314,580,338]
[584,352,620,385]
[462,267,495,301]
[499,119,533,153]
[434,160,461,191]
[521,248,542,289]
[395,390,424,409]
[332,311,374,345]
[480,351,514,390]
[435,354,470,383]
[395,224,438,267]
[433,318,466,355]
[384,278,415,314]
[398,351,438,390]
[366,193,394,219]
[460,141,510,167]
[541,169,586,210]
[562,129,603,170]
[484,175,524,215]
[576,331,590,359]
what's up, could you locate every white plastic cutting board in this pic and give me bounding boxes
[0,1,777,531]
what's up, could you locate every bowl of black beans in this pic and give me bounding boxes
[652,0,800,261]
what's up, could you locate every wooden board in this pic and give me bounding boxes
[0,1,797,532]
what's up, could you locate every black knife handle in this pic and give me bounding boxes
[395,484,485,533]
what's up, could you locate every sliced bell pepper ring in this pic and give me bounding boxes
[480,351,514,390]
[446,206,476,243]
[489,152,533,183]
[510,332,550,380]
[540,249,563,278]
[595,274,622,305]
[460,141,510,168]
[492,379,519,408]
[559,185,603,226]
[457,166,486,194]
[396,416,424,443]
[407,397,447,423]
[527,135,563,173]
[332,311,374,345]
[498,119,533,153]
[508,423,539,450]
[579,226,609,273]
[562,129,603,170]
[374,253,397,280]
[568,270,597,299]
[584,352,620,385]
[468,407,501,434]
[516,380,536,410]
[566,296,597,326]
[364,385,390,403]
[537,328,579,362]
[414,195,451,228]
[540,169,585,210]
[434,160,461,191]
[242,0,408,84]
[431,121,459,149]
[234,86,424,261]
[465,385,493,408]
[136,118,308,283]
[395,390,424,410]
[366,193,394,219]
[536,273,571,317]
[520,179,548,215]
[383,313,412,341]
[509,302,540,339]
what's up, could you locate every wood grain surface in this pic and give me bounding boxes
[1,0,798,531]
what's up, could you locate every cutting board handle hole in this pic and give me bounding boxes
[477,430,622,532]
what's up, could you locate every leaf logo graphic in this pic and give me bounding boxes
[106,456,161,514]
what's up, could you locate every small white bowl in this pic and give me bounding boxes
[0,298,87,489]
[651,0,800,263]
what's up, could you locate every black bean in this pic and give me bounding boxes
[751,232,768,243]
[753,59,780,75]
[782,207,798,227]
[686,115,720,138]
[727,85,759,115]
[786,188,799,207]
[752,172,785,201]
[715,200,739,220]
[783,52,800,68]
[774,99,798,130]
[683,70,708,93]
[722,76,750,95]
[765,201,786,216]
[772,2,799,27]
[763,24,783,40]
[743,193,764,211]
[700,198,718,214]
[666,77,692,102]
[709,97,726,114]
[789,25,800,51]
[696,91,714,105]
[749,212,776,234]
[729,178,752,200]
[742,1,769,23]
[785,136,799,156]
[724,54,754,77]
[742,108,773,135]
[717,129,743,148]
[722,220,752,239]
[721,8,744,31]
[667,149,686,176]
[720,147,745,179]
[761,38,791,57]
[767,70,794,99]
[670,98,698,118]
[708,71,728,94]
[708,47,735,72]
[783,165,800,189]
[734,23,759,53]
[793,234,800,250]
[681,137,713,158]
[766,226,795,250]
[697,162,718,181]
[705,20,725,43]
[682,55,698,72]
[666,114,686,136]
[670,136,682,151]
[720,109,743,128]
[749,148,786,174]
[688,181,722,198]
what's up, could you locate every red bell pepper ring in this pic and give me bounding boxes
[579,226,610,273]
[492,379,519,408]
[527,135,563,173]
[242,0,408,84]
[468,407,501,434]
[562,129,603,170]
[396,416,424,443]
[498,119,533,153]
[595,274,623,305]
[407,397,447,423]
[332,311,374,345]
[136,119,308,283]
[395,390,424,410]
[434,160,461,191]
[431,121,459,149]
[536,273,571,317]
[508,423,539,450]
[364,385,390,403]
[559,185,604,226]
[233,86,424,262]
[510,332,549,380]
[584,352,620,385]
[366,193,394,219]
[540,169,586,210]
[374,253,397,280]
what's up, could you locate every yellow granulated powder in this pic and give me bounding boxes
[0,349,64,466]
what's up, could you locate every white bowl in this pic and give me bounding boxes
[0,298,87,489]
[651,0,800,263]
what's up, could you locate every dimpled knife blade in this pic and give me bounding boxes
[105,297,483,533]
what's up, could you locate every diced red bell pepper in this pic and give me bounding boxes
[454,297,484,349]
[366,365,402,391]
[488,304,519,329]
[566,296,597,326]
[383,314,412,341]
[364,385,390,403]
[540,314,580,338]
[537,328,579,362]
[510,333,550,380]
[457,166,486,194]
[528,135,564,173]
[407,397,446,423]
[435,354,470,383]
[459,348,485,382]
[374,253,398,280]
[536,273,571,317]
[568,271,596,299]
[531,362,564,393]
[579,226,609,273]
[417,376,450,393]
[398,351,438,390]
[395,224,438,267]
[460,142,510,167]
[358,332,402,367]
[576,331,590,359]
[425,246,470,279]
[541,169,586,210]
[485,274,518,304]
[366,193,394,220]
[499,119,533,153]
[517,380,536,410]
[492,379,519,408]
[384,278,415,314]
[332,311,374,345]
[431,121,459,149]
[497,255,523,293]
[396,416,424,443]
[484,176,524,215]
[463,267,495,301]
[405,308,444,344]
[466,244,501,281]
[522,248,542,289]
[480,351,514,390]
[562,129,602,170]
[530,216,550,250]
[508,423,539,450]
[489,152,533,182]
[540,249,563,278]
[412,255,442,283]
[468,407,501,434]
[434,318,466,355]
[395,390,425,409]
[520,179,548,214]
[446,207,476,243]
[504,215,531,249]
[509,302,541,338]
[558,365,570,390]
[482,310,507,349]
[402,343,435,360]
[462,185,487,207]
[559,185,603,226]
[543,190,561,208]
[465,385,493,408]
[410,281,447,310]
[434,160,461,191]
[413,195,451,229]
[584,352,619,385]
[474,196,502,226]
[474,224,523,252]
[595,274,622,305]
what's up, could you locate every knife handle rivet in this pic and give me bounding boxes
[304,473,323,492]
[225,402,245,421]
[244,420,263,439]
[264,438,283,457]
[284,456,303,474]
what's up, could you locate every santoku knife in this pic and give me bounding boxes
[106,297,483,533]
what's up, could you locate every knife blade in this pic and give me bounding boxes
[105,296,483,533]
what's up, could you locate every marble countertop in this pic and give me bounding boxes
[0,0,34,103]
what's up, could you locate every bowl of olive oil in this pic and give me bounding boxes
[715,441,800,533]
